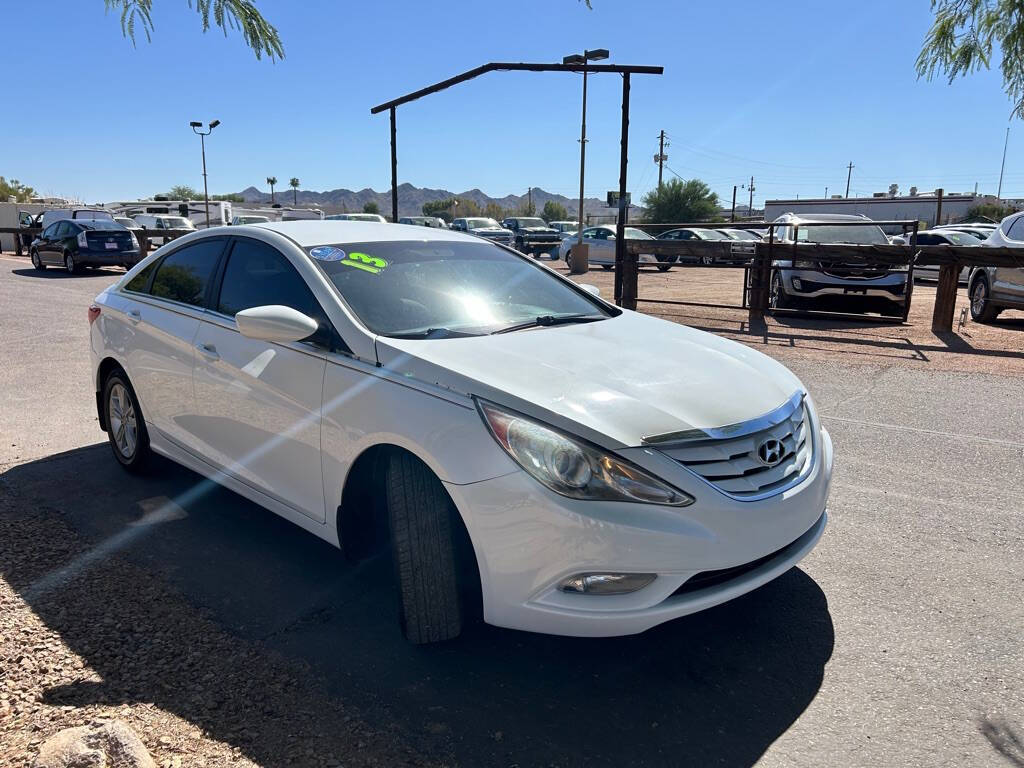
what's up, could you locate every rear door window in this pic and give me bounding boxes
[150,239,225,307]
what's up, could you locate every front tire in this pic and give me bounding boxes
[970,274,1001,323]
[30,249,46,271]
[386,451,465,644]
[103,370,151,473]
[770,270,793,310]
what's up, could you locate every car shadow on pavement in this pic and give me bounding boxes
[12,267,126,279]
[1,444,835,768]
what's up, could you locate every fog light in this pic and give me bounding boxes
[792,278,803,291]
[558,573,657,595]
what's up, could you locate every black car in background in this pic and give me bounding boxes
[501,217,563,257]
[30,219,141,273]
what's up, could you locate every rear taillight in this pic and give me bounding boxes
[77,231,89,248]
[88,305,101,325]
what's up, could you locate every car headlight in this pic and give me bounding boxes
[478,401,693,506]
[793,259,817,269]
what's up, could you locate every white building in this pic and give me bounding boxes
[763,193,1009,228]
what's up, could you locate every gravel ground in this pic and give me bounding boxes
[0,483,441,768]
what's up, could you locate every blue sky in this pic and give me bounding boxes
[3,0,1020,205]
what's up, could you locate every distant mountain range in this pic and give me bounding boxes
[238,184,613,219]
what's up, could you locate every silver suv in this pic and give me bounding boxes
[768,213,907,311]
[967,210,1024,323]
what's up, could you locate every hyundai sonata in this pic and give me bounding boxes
[90,222,831,643]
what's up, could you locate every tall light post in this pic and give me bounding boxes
[564,48,609,239]
[190,120,220,228]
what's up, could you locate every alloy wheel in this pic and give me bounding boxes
[65,253,75,274]
[108,383,138,459]
[971,281,987,315]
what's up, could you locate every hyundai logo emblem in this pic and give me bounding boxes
[757,438,785,467]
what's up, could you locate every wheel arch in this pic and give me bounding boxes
[95,356,126,432]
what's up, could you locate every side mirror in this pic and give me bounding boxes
[579,283,601,297]
[235,305,319,343]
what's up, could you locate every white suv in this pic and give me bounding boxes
[968,210,1024,322]
[769,213,908,311]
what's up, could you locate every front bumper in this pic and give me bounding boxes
[782,268,907,302]
[445,423,833,637]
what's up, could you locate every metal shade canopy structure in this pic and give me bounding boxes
[371,61,663,309]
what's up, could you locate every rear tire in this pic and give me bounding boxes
[103,369,151,473]
[64,251,81,275]
[386,451,464,644]
[30,249,46,271]
[969,274,1001,323]
[601,264,613,271]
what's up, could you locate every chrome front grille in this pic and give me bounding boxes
[646,392,813,499]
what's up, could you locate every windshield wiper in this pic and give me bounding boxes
[387,328,481,339]
[491,314,605,335]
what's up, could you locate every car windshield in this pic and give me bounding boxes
[624,227,654,240]
[114,218,136,227]
[237,216,269,224]
[725,229,759,240]
[794,223,889,245]
[76,210,113,221]
[943,231,982,245]
[696,229,729,240]
[307,240,610,337]
[516,218,548,228]
[466,218,500,229]
[80,220,126,230]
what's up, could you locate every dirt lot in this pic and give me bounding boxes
[1,254,1022,767]
[557,263,1024,375]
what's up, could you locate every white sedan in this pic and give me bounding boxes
[558,225,669,271]
[90,221,831,643]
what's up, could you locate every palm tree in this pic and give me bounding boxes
[266,176,277,204]
[289,177,300,206]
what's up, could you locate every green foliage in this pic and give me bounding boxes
[541,200,568,222]
[641,178,720,223]
[266,176,277,203]
[104,0,284,60]
[918,0,1024,117]
[289,177,300,205]
[0,177,35,202]
[164,184,201,200]
[211,192,244,202]
[967,202,1019,221]
[483,202,506,221]
[363,201,380,215]
[422,198,454,218]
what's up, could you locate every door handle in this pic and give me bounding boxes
[195,342,220,361]
[126,308,141,324]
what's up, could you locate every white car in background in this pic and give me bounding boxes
[325,213,388,223]
[132,214,197,246]
[89,221,831,643]
[558,225,668,271]
[968,211,1024,322]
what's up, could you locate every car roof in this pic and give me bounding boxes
[775,213,871,222]
[248,220,481,246]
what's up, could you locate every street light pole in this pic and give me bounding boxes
[190,120,220,228]
[564,48,609,241]
[998,125,1010,199]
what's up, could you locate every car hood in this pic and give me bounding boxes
[376,311,804,448]
[470,227,512,235]
[520,227,558,234]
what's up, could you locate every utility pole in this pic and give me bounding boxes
[845,162,854,198]
[656,130,667,188]
[825,186,828,198]
[730,185,737,222]
[747,175,755,218]
[527,186,533,215]
[998,125,1010,199]
[935,188,944,226]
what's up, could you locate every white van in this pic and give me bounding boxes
[40,209,114,230]
[132,214,197,246]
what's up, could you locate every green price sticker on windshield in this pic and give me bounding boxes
[341,252,389,274]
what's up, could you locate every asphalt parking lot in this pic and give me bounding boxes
[1,254,1022,767]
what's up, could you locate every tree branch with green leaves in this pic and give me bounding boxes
[104,0,284,60]
[917,0,1024,117]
